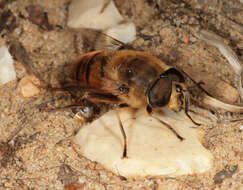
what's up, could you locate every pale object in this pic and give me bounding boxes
[197,30,243,101]
[0,46,16,85]
[105,22,136,43]
[75,107,213,177]
[67,0,124,30]
[195,30,243,112]
[18,75,40,97]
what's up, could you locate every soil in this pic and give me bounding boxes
[0,0,243,189]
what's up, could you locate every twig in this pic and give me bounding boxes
[195,30,243,100]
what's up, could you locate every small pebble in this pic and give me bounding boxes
[18,75,40,97]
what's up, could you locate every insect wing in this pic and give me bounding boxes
[72,28,132,51]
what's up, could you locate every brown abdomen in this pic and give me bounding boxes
[70,51,108,90]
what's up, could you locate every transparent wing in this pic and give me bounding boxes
[71,28,133,51]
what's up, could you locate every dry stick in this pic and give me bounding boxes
[193,30,243,113]
[196,30,243,100]
[100,0,112,13]
[181,69,243,112]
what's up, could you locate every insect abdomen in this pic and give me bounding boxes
[70,51,108,88]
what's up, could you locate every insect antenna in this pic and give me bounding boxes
[184,92,201,126]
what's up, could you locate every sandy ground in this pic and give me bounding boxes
[0,0,243,189]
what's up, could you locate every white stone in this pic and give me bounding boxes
[105,22,136,43]
[0,46,16,85]
[68,0,124,30]
[75,107,213,177]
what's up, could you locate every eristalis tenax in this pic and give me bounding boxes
[49,29,200,158]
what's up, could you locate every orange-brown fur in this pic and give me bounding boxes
[70,50,185,111]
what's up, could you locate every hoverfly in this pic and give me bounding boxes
[55,29,200,158]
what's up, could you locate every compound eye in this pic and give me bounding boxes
[176,84,182,93]
[148,77,172,107]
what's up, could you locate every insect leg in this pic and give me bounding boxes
[146,105,184,141]
[44,104,82,112]
[115,110,128,158]
[84,93,128,158]
[84,92,120,103]
[47,85,83,98]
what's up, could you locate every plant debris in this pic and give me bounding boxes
[0,10,18,33]
[26,5,53,30]
[214,165,238,184]
[9,40,46,85]
[196,30,243,101]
